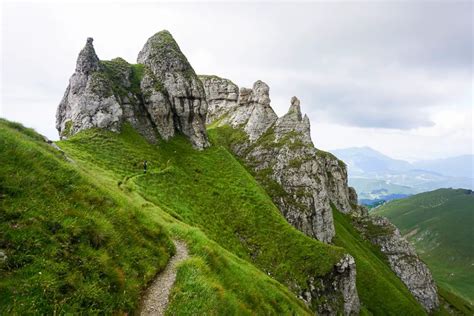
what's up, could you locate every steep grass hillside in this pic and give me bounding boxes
[58,124,350,314]
[0,120,315,314]
[332,209,425,315]
[0,119,173,314]
[209,125,429,315]
[373,189,474,304]
[2,119,470,315]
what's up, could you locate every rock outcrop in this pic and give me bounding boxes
[355,216,439,312]
[303,254,360,315]
[137,31,209,149]
[199,75,239,124]
[201,76,358,244]
[56,31,209,149]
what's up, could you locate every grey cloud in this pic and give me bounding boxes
[1,1,472,139]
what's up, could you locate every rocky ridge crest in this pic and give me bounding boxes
[201,75,360,314]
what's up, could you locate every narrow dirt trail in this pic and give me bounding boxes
[140,240,189,316]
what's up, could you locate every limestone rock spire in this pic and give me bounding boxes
[287,96,302,121]
[75,37,100,75]
[137,30,209,149]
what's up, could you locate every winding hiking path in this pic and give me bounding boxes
[140,240,189,316]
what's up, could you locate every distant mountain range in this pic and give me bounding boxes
[330,147,473,205]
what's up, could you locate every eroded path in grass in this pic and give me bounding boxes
[140,240,189,316]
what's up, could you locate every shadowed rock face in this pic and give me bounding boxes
[56,31,209,149]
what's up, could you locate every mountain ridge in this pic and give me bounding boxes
[0,30,453,314]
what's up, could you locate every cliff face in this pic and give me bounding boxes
[201,76,357,244]
[56,31,209,149]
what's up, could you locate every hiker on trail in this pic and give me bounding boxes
[143,160,148,174]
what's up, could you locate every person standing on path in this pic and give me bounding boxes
[143,160,148,174]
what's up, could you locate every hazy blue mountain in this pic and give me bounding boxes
[413,155,474,178]
[331,147,474,205]
[331,147,411,176]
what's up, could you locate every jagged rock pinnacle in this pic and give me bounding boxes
[288,96,303,121]
[75,37,100,74]
[252,80,271,106]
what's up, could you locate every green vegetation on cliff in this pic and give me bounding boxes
[210,124,427,314]
[373,188,474,304]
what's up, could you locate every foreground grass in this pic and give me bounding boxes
[0,120,314,314]
[0,119,173,314]
[4,119,467,314]
[374,189,474,304]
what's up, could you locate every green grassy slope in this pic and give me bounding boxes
[0,119,173,314]
[210,124,429,315]
[332,208,426,315]
[373,189,474,303]
[0,120,314,315]
[58,124,348,313]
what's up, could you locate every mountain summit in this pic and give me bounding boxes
[56,31,209,149]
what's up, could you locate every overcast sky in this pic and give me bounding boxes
[1,1,472,161]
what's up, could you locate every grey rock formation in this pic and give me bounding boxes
[204,78,278,141]
[137,31,209,149]
[202,75,440,314]
[199,75,239,124]
[201,76,357,244]
[356,216,439,312]
[303,254,359,315]
[202,75,361,314]
[56,38,123,138]
[56,31,209,149]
